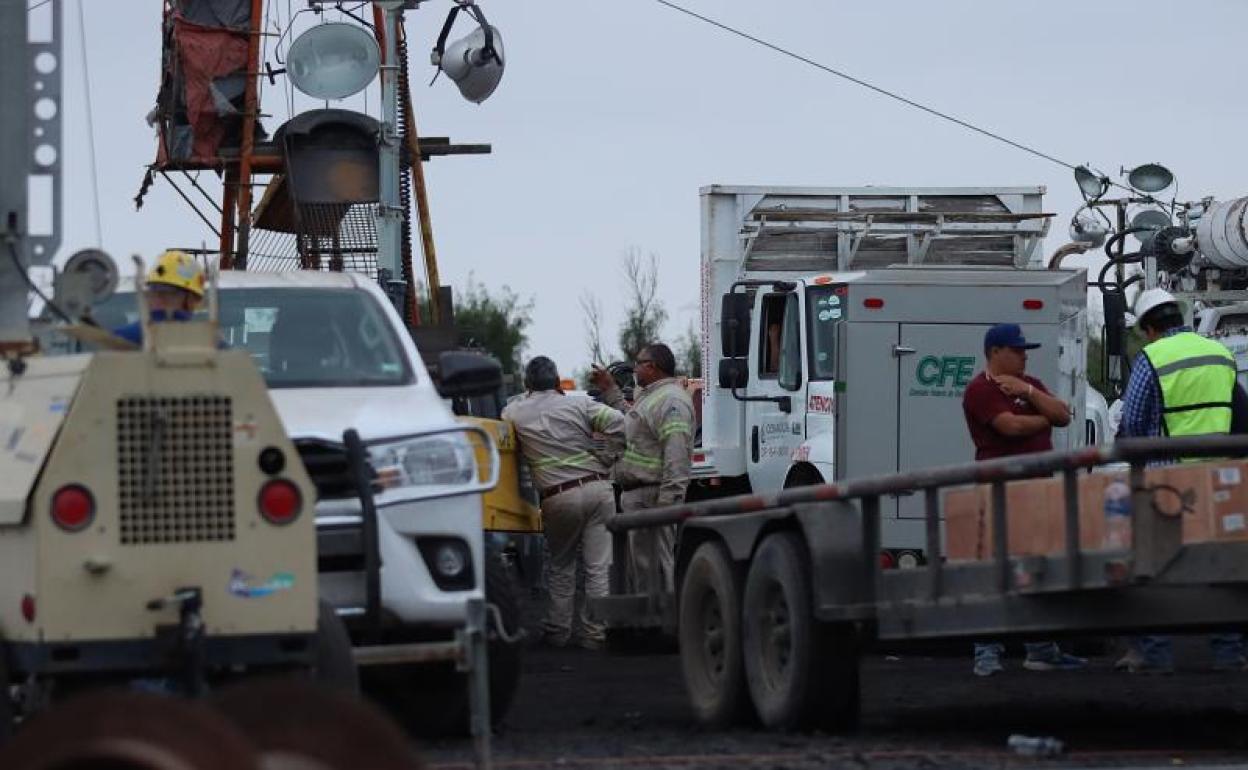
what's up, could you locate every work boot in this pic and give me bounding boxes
[1022,643,1087,672]
[972,642,1004,677]
[1211,654,1248,672]
[1113,648,1174,674]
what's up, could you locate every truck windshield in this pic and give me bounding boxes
[92,287,413,388]
[806,286,842,380]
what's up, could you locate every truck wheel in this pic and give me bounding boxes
[315,600,360,693]
[368,556,522,737]
[742,531,859,731]
[679,540,751,727]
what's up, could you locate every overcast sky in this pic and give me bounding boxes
[37,0,1248,371]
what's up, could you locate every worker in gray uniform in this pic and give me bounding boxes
[503,356,625,649]
[591,343,694,596]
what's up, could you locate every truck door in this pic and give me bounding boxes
[896,323,983,519]
[745,291,805,493]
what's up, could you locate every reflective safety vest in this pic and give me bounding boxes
[1142,331,1236,437]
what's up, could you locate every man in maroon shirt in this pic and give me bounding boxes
[962,323,1084,676]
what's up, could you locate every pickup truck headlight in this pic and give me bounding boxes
[370,434,477,490]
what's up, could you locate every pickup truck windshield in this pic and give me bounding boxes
[92,287,413,388]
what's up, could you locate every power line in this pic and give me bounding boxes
[652,0,1082,173]
[76,0,103,247]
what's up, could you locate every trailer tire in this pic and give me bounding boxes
[742,531,859,731]
[679,540,751,727]
[315,600,360,693]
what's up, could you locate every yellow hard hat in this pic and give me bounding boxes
[146,249,205,298]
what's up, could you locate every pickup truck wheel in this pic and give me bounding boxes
[314,600,360,693]
[679,541,751,726]
[742,531,859,731]
[367,556,522,737]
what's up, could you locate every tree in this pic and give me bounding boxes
[453,276,534,375]
[617,248,668,363]
[579,291,614,367]
[675,321,702,378]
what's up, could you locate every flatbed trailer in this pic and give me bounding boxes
[597,435,1248,730]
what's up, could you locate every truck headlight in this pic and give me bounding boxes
[369,434,477,491]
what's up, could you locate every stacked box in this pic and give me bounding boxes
[943,460,1248,561]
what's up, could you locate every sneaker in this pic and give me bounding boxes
[1023,651,1088,672]
[1113,650,1173,674]
[1211,655,1248,672]
[973,657,1004,677]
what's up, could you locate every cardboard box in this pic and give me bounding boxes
[942,460,1248,560]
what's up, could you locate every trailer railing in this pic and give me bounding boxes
[609,435,1248,599]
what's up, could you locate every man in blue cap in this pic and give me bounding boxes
[962,323,1086,676]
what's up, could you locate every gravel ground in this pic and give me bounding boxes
[421,637,1248,770]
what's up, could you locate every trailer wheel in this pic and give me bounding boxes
[742,531,859,731]
[679,540,751,726]
[315,600,360,693]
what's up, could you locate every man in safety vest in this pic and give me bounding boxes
[591,343,694,597]
[1117,288,1246,672]
[112,249,206,346]
[504,356,625,650]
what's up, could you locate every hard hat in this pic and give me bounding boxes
[1131,287,1178,327]
[146,249,205,298]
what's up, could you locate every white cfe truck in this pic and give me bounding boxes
[692,186,1091,564]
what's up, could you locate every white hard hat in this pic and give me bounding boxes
[1131,287,1178,327]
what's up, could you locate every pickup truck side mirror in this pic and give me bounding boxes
[718,358,748,390]
[437,350,503,398]
[720,293,752,357]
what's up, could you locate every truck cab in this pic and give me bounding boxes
[695,186,1090,558]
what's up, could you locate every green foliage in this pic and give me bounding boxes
[453,276,534,375]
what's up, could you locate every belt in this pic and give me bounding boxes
[617,481,659,492]
[539,473,611,502]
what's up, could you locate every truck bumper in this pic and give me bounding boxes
[6,632,316,677]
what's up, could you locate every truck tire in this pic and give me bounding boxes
[679,540,751,727]
[742,531,859,731]
[368,556,522,737]
[315,600,360,693]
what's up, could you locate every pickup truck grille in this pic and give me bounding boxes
[295,439,369,501]
[116,396,235,545]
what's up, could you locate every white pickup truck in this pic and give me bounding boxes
[91,270,518,734]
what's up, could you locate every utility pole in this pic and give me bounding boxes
[375,1,406,295]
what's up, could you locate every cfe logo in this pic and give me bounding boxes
[915,356,975,388]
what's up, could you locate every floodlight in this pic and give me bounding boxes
[63,248,118,302]
[1129,207,1172,244]
[431,3,505,104]
[287,23,380,100]
[1074,165,1108,199]
[1126,163,1174,194]
[1069,210,1107,248]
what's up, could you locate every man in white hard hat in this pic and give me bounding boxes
[1116,287,1245,672]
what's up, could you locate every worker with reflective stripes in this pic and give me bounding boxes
[1117,288,1245,672]
[503,356,624,649]
[592,343,694,596]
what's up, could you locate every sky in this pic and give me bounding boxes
[33,0,1248,372]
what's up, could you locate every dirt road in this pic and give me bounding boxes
[423,638,1248,769]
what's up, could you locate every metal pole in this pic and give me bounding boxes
[375,2,405,286]
[232,0,265,271]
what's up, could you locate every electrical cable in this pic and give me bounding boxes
[653,0,1137,190]
[76,0,104,247]
[6,240,73,324]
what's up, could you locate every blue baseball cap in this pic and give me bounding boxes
[984,323,1040,351]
